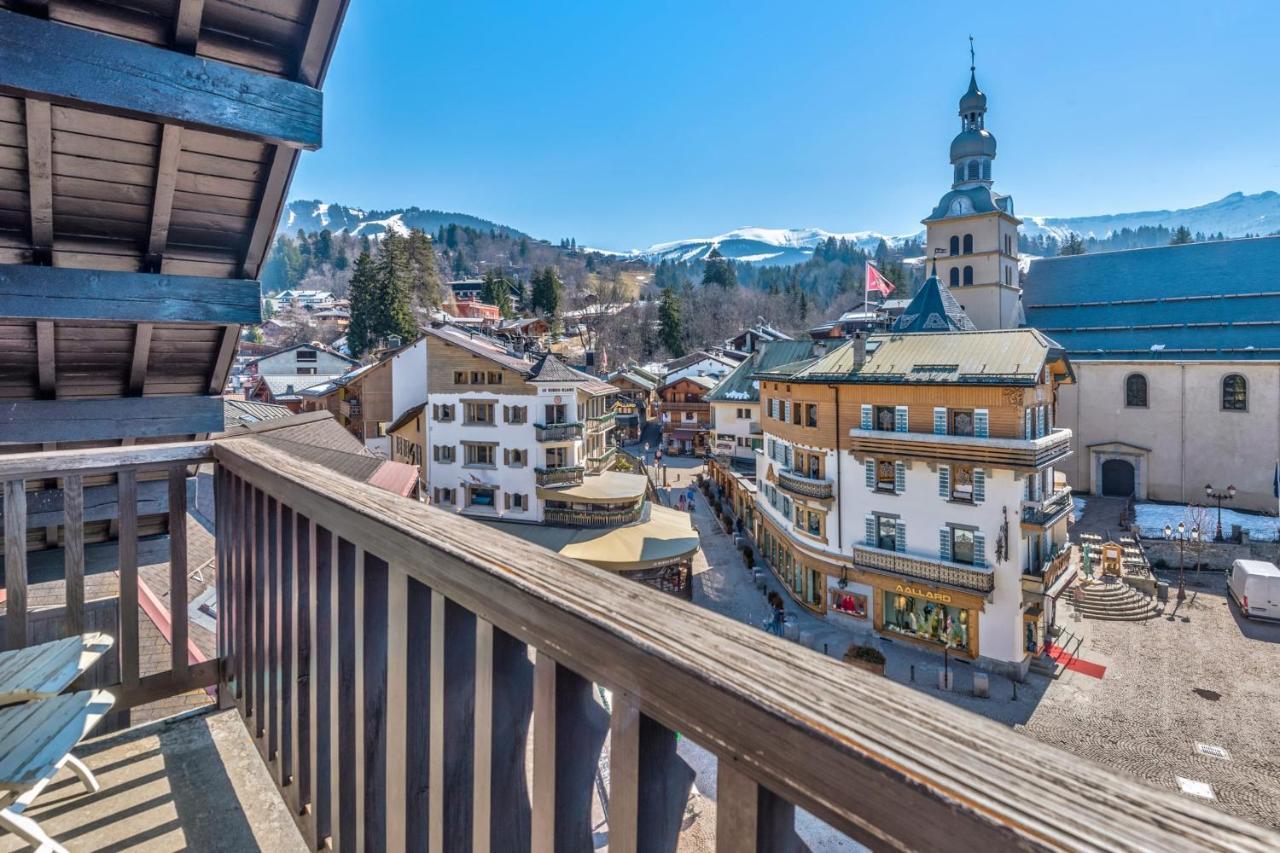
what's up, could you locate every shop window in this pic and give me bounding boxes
[830,590,868,618]
[1125,374,1148,408]
[1222,374,1247,411]
[883,592,970,651]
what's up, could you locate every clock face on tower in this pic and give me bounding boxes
[950,197,972,216]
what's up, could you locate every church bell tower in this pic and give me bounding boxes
[922,40,1023,330]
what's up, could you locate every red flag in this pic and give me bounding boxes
[866,261,896,296]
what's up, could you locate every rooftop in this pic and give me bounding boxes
[705,340,815,402]
[537,470,649,503]
[480,503,698,571]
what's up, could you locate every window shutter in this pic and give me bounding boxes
[504,492,511,509]
[895,521,906,553]
[1037,406,1046,437]
[784,445,792,469]
[503,448,510,465]
[784,401,792,422]
[894,405,908,432]
[432,404,439,421]
[939,527,952,562]
[894,461,906,493]
[865,514,876,547]
[1024,408,1032,439]
[432,445,439,462]
[860,404,872,430]
[974,468,986,503]
[974,532,987,568]
[933,407,947,435]
[865,459,875,489]
[974,409,989,438]
[938,464,950,498]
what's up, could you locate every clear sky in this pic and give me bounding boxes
[290,0,1280,250]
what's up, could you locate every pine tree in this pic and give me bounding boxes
[376,231,418,345]
[404,228,441,307]
[530,267,563,316]
[701,246,737,288]
[347,250,378,356]
[1170,225,1193,245]
[658,286,684,357]
[1059,232,1086,255]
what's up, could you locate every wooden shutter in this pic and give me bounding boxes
[432,445,439,462]
[894,461,906,493]
[865,514,876,547]
[895,521,906,553]
[503,448,510,465]
[894,405,908,432]
[938,464,950,498]
[860,404,872,430]
[974,409,989,438]
[865,459,875,489]
[504,492,511,509]
[974,532,987,568]
[973,469,986,503]
[933,407,947,435]
[939,527,952,562]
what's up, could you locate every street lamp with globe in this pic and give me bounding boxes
[1203,484,1237,542]
[1163,521,1199,603]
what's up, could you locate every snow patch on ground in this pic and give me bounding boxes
[1133,503,1278,541]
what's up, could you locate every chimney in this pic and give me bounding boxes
[852,331,867,369]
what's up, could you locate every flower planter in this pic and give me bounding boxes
[847,658,886,676]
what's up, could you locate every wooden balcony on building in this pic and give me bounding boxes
[853,543,996,594]
[847,427,1073,471]
[1022,546,1076,595]
[338,399,361,420]
[585,411,617,431]
[0,440,1274,851]
[534,422,584,442]
[535,465,585,487]
[777,469,834,500]
[1021,487,1074,528]
[660,401,710,413]
[585,446,617,472]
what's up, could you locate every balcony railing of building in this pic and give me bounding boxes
[534,422,584,442]
[585,411,616,431]
[847,427,1073,471]
[1022,545,1075,593]
[777,469,834,500]
[339,399,361,419]
[535,465,585,487]
[662,420,711,432]
[660,401,710,413]
[586,446,617,472]
[853,543,996,594]
[1021,487,1074,527]
[0,439,1273,852]
[544,502,643,528]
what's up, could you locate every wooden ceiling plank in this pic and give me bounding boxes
[128,322,154,395]
[145,124,182,264]
[0,9,322,150]
[35,319,55,397]
[23,99,52,256]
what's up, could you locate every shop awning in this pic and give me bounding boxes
[477,504,699,572]
[537,470,648,503]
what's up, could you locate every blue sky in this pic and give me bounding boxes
[291,0,1280,250]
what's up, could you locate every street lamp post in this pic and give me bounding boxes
[1204,483,1237,542]
[1163,521,1199,603]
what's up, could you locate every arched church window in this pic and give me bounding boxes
[1222,374,1248,411]
[949,268,960,287]
[962,234,973,254]
[1125,374,1148,408]
[963,266,973,285]
[982,160,991,181]
[949,236,959,256]
[967,161,980,180]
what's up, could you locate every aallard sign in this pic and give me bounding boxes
[894,583,952,604]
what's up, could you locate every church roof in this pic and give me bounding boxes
[891,271,977,333]
[959,70,987,113]
[1022,236,1280,361]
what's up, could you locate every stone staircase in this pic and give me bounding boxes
[1071,580,1161,621]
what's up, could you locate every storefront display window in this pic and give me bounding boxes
[830,590,868,618]
[883,591,971,652]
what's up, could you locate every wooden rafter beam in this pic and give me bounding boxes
[34,320,55,398]
[23,98,52,261]
[0,9,322,150]
[241,145,297,279]
[209,325,240,395]
[145,126,183,268]
[0,395,224,442]
[128,323,154,396]
[172,0,206,54]
[0,265,261,325]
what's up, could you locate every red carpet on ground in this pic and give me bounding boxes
[1044,642,1107,679]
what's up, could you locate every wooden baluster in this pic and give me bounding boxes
[332,538,358,850]
[168,467,189,685]
[404,577,431,853]
[473,621,533,853]
[236,475,249,709]
[311,525,333,849]
[241,479,255,717]
[267,497,279,761]
[293,511,312,818]
[279,505,294,791]
[118,470,139,702]
[254,488,266,738]
[362,552,388,853]
[715,762,801,853]
[609,693,695,853]
[531,652,609,853]
[384,564,409,853]
[63,474,84,639]
[428,592,476,851]
[3,479,27,650]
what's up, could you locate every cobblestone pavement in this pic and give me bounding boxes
[679,465,1280,833]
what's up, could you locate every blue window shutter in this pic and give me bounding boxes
[784,445,792,468]
[933,407,947,435]
[894,461,906,493]
[1024,408,1032,439]
[974,532,987,567]
[974,468,986,503]
[1037,406,1046,437]
[894,405,908,432]
[865,514,876,547]
[895,521,906,553]
[784,400,792,422]
[974,409,989,438]
[865,459,875,489]
[938,464,950,498]
[860,404,872,430]
[939,527,952,562]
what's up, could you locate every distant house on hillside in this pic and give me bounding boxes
[245,342,356,378]
[455,299,501,323]
[727,322,792,354]
[449,279,485,301]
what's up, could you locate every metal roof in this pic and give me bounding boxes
[1022,236,1280,361]
[892,272,977,333]
[706,340,814,402]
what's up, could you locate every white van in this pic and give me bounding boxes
[1228,560,1280,621]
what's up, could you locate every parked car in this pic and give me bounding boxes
[1228,559,1280,621]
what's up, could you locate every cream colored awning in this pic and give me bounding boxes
[478,504,698,572]
[537,470,648,503]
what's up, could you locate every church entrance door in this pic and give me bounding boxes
[1100,459,1135,497]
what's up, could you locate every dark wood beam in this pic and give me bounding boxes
[0,265,261,325]
[0,9,322,150]
[145,125,183,268]
[128,323,154,396]
[241,145,297,279]
[0,478,170,529]
[34,320,55,398]
[23,98,52,260]
[209,324,240,395]
[299,0,350,87]
[0,395,224,442]
[172,0,206,54]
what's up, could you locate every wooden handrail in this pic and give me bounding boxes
[213,434,1278,852]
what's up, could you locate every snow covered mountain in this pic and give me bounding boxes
[277,200,526,240]
[1019,191,1280,242]
[640,227,902,266]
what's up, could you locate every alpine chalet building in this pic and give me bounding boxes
[753,274,1076,678]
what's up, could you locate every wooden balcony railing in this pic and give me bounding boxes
[1021,487,1074,527]
[535,466,584,487]
[534,422,584,442]
[659,401,709,413]
[777,469,834,500]
[1,438,1275,852]
[544,503,643,528]
[852,543,996,593]
[847,427,1073,471]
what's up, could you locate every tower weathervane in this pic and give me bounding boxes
[969,35,975,71]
